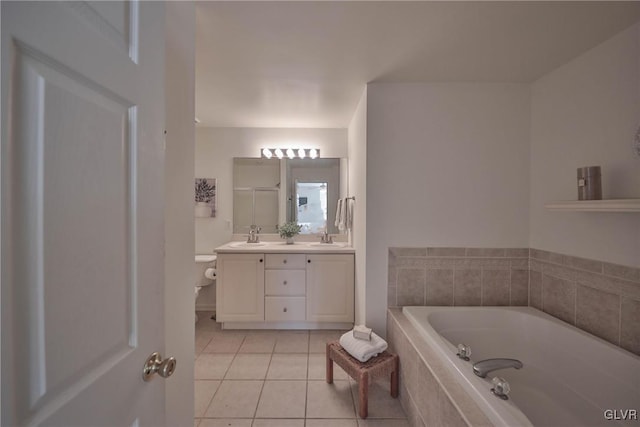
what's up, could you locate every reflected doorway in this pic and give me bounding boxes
[296,181,328,233]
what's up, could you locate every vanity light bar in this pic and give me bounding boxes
[261,148,321,159]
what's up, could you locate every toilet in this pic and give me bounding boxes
[195,254,217,322]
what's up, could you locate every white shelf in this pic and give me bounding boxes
[544,199,640,212]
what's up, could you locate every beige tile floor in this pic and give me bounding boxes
[195,312,408,427]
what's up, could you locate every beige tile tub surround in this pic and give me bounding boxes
[387,308,492,427]
[530,249,640,355]
[388,247,531,309]
[388,247,640,356]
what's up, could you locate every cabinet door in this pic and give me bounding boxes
[306,254,355,322]
[216,253,265,322]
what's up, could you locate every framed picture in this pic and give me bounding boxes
[195,178,216,218]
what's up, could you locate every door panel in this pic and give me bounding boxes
[306,254,355,322]
[2,2,166,426]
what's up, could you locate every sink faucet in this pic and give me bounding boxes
[319,230,333,244]
[246,225,261,243]
[472,358,523,378]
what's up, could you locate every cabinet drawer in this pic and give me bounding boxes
[265,297,306,322]
[265,270,306,296]
[265,253,306,269]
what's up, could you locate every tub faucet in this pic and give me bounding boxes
[472,358,523,378]
[246,225,261,243]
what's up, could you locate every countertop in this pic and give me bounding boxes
[215,240,355,254]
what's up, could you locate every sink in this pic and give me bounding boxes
[307,242,347,248]
[229,242,269,248]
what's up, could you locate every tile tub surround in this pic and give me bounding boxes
[388,247,640,356]
[387,308,492,427]
[529,249,640,355]
[388,247,531,309]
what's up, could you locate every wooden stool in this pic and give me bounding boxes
[326,340,399,419]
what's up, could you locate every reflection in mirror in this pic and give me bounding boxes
[233,158,280,234]
[295,182,328,233]
[233,157,344,235]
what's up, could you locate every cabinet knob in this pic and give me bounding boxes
[283,259,287,264]
[283,280,287,285]
[283,307,288,313]
[259,259,263,263]
[307,259,311,263]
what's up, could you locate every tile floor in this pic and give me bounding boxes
[195,312,409,427]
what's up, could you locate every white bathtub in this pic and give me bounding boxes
[402,306,640,427]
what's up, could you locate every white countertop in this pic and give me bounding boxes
[215,240,355,254]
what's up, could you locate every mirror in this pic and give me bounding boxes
[233,157,345,234]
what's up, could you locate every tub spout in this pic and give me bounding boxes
[473,358,523,378]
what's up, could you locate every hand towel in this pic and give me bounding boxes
[339,330,388,363]
[335,198,344,230]
[336,199,347,231]
[345,198,354,231]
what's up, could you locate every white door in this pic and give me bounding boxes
[1,2,167,426]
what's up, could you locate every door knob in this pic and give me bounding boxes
[143,352,177,381]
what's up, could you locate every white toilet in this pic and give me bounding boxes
[195,254,217,322]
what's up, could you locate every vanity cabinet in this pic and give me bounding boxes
[264,254,306,322]
[216,253,265,322]
[216,251,355,328]
[306,254,355,322]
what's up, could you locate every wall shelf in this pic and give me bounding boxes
[544,199,640,212]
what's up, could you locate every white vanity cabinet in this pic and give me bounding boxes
[216,253,265,322]
[215,246,355,329]
[306,254,355,322]
[264,254,306,322]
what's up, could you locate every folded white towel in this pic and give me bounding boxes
[339,330,388,363]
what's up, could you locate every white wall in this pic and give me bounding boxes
[348,88,367,325]
[164,2,195,425]
[366,83,531,335]
[195,127,348,308]
[530,23,640,267]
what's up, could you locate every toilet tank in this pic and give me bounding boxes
[195,254,216,287]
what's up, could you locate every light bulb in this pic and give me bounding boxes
[309,148,318,159]
[286,148,295,159]
[298,149,306,159]
[275,148,284,159]
[262,148,272,159]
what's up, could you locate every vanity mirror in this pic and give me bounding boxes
[233,157,345,235]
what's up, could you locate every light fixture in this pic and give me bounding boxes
[260,148,320,160]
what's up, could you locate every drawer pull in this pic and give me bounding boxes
[283,280,287,285]
[283,307,288,313]
[283,259,287,264]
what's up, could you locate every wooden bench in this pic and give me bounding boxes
[325,340,399,419]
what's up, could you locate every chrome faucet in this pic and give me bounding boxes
[319,230,333,244]
[246,225,261,243]
[472,358,523,378]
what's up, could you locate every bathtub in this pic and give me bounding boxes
[402,306,640,427]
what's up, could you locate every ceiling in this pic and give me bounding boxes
[195,1,640,128]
